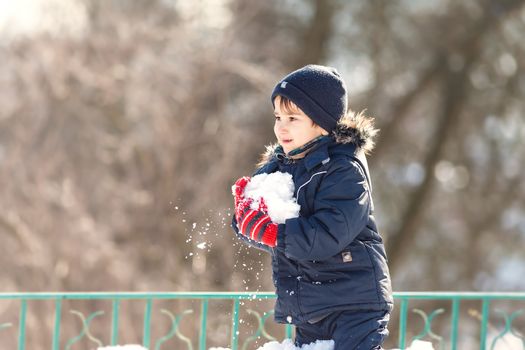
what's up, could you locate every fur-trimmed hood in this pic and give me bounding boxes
[258,110,378,167]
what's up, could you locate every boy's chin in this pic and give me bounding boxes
[281,145,294,154]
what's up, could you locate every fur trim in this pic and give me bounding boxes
[257,143,281,168]
[332,110,378,155]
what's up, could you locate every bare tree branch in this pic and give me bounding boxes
[386,1,525,272]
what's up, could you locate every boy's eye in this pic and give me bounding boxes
[274,115,299,122]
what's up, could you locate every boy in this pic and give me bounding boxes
[231,65,393,349]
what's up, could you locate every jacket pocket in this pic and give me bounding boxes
[300,241,374,282]
[298,242,379,308]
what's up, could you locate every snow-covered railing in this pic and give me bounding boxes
[0,292,524,350]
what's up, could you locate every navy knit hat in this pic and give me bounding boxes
[271,64,348,133]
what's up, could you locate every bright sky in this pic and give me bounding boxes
[0,0,232,39]
[0,0,39,34]
[0,0,87,39]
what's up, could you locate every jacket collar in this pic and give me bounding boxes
[270,136,331,171]
[303,137,331,171]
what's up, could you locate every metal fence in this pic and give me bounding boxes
[0,292,524,350]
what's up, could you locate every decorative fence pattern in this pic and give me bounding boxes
[0,292,524,350]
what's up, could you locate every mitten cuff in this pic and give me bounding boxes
[260,223,278,247]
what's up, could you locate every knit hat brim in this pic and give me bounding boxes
[271,81,338,133]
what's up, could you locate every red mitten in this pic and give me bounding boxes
[232,176,250,207]
[232,176,251,223]
[237,198,278,247]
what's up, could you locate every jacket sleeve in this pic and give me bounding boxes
[276,160,371,261]
[231,216,272,253]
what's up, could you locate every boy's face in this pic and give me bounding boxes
[273,96,327,156]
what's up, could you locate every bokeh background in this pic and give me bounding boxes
[1,0,524,348]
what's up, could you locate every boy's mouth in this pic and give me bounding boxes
[281,139,293,144]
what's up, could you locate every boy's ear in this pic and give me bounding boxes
[313,122,329,136]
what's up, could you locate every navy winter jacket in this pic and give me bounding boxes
[232,116,393,325]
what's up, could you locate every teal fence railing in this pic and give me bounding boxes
[0,292,524,350]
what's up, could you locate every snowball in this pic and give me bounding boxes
[244,172,300,224]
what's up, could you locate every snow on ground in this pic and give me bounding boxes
[491,334,524,350]
[209,338,434,350]
[209,339,333,350]
[97,339,434,350]
[98,346,147,350]
[96,339,434,350]
[94,336,525,350]
[96,335,525,350]
[243,172,300,224]
[404,340,435,350]
[257,339,334,350]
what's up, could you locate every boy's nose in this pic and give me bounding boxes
[277,123,288,132]
[278,128,288,136]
